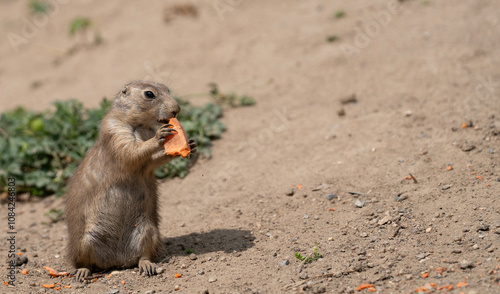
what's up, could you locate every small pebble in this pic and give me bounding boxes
[451,249,462,254]
[286,189,295,196]
[109,290,119,294]
[394,193,408,202]
[198,270,205,275]
[208,277,217,283]
[174,285,179,291]
[355,199,365,208]
[472,244,479,250]
[304,214,309,219]
[145,290,156,294]
[156,267,165,274]
[190,253,198,260]
[378,215,392,226]
[477,225,490,232]
[323,194,337,200]
[425,227,432,233]
[314,215,319,220]
[280,259,289,266]
[459,260,474,269]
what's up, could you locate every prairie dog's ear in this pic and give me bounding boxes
[121,86,130,96]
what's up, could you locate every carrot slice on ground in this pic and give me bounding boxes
[41,283,55,288]
[356,284,375,291]
[163,118,191,158]
[43,266,69,277]
[21,269,29,275]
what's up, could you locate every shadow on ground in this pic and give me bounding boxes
[163,228,255,257]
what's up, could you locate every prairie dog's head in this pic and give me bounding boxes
[114,80,181,127]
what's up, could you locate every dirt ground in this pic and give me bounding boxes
[1,0,500,293]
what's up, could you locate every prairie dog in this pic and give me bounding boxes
[65,80,196,280]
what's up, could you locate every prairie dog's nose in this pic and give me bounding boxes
[171,102,181,117]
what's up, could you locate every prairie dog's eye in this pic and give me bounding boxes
[144,91,155,99]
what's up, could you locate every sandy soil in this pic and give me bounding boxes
[1,0,499,293]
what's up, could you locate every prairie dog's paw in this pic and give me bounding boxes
[156,124,177,146]
[73,268,91,282]
[139,259,157,276]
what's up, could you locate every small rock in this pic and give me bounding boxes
[489,148,494,154]
[425,227,432,233]
[15,255,28,266]
[327,237,334,241]
[280,259,289,266]
[156,267,165,274]
[323,194,337,200]
[440,185,451,191]
[111,270,122,275]
[29,282,37,287]
[190,253,198,260]
[355,199,365,208]
[394,193,408,202]
[198,270,205,275]
[416,253,427,261]
[360,232,368,238]
[145,290,156,294]
[314,215,319,220]
[179,223,185,227]
[378,215,392,226]
[109,290,119,294]
[472,244,479,250]
[220,257,227,262]
[208,277,217,283]
[180,264,186,269]
[299,273,309,280]
[461,143,476,152]
[174,285,180,291]
[459,260,474,269]
[451,249,462,254]
[286,189,295,196]
[477,225,490,232]
[304,214,309,219]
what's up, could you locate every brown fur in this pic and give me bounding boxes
[65,81,181,279]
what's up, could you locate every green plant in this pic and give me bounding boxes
[45,208,64,223]
[69,17,92,35]
[209,83,256,107]
[29,0,50,14]
[334,10,345,19]
[69,17,102,45]
[184,248,195,254]
[0,88,253,197]
[326,35,339,43]
[294,244,322,263]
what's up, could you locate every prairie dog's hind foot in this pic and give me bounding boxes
[138,259,157,276]
[72,267,91,282]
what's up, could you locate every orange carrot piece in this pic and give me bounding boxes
[329,208,335,211]
[16,252,23,256]
[21,269,29,275]
[163,118,191,158]
[54,287,61,290]
[446,166,453,171]
[43,266,69,277]
[456,279,469,288]
[174,273,182,278]
[356,284,375,291]
[422,272,429,278]
[121,280,125,284]
[41,283,55,288]
[64,285,71,288]
[3,281,9,285]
